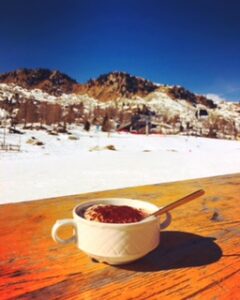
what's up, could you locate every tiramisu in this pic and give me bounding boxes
[81,204,149,223]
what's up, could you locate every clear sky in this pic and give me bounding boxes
[1,0,240,101]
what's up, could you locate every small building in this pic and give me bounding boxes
[195,108,209,119]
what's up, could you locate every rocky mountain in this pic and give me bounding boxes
[75,71,216,108]
[0,68,216,108]
[0,68,77,96]
[0,68,239,140]
[158,85,217,109]
[75,72,158,101]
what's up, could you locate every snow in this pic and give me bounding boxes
[206,93,226,103]
[0,126,240,204]
[0,108,8,119]
[0,83,99,107]
[144,91,194,115]
[1,82,239,131]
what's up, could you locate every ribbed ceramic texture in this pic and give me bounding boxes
[77,222,160,257]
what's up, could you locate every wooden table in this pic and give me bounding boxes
[1,173,240,300]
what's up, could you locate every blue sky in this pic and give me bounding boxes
[1,0,240,101]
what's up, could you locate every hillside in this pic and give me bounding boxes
[0,68,77,96]
[0,68,239,140]
[75,72,158,101]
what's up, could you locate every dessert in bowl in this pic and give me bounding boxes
[81,203,149,223]
[52,198,171,265]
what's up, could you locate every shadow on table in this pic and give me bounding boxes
[118,231,222,272]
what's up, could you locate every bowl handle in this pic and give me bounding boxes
[159,212,172,230]
[51,219,77,244]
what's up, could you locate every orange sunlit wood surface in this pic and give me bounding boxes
[0,173,240,300]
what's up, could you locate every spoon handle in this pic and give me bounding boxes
[152,189,205,217]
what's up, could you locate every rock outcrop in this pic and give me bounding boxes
[75,72,158,101]
[0,68,77,96]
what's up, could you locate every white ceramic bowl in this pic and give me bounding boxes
[52,198,171,265]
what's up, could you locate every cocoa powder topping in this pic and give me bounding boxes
[82,204,148,223]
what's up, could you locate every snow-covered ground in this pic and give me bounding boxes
[0,126,240,204]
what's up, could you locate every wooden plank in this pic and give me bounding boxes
[0,173,240,299]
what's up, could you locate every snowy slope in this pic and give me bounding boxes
[1,81,240,140]
[1,82,239,126]
[1,126,240,204]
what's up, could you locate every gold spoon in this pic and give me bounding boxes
[147,189,205,218]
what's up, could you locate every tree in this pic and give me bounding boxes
[102,114,113,134]
[84,119,91,131]
[46,104,62,125]
[39,102,48,127]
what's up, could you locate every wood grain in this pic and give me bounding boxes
[0,173,240,299]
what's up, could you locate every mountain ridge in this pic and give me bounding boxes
[0,68,239,140]
[0,68,77,96]
[0,68,217,108]
[74,71,159,101]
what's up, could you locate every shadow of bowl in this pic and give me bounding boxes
[117,231,222,272]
